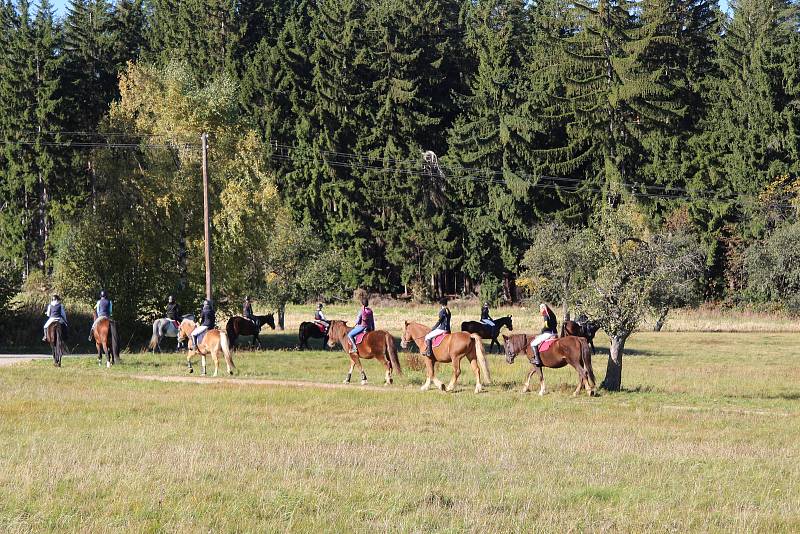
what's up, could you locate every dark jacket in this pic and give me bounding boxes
[200,304,215,328]
[165,302,180,321]
[480,306,492,321]
[432,307,451,332]
[243,301,254,318]
[542,307,557,334]
[48,302,64,320]
[96,297,112,317]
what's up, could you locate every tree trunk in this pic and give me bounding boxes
[602,334,626,391]
[278,303,285,331]
[654,307,669,332]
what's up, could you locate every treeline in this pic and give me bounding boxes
[1,0,800,320]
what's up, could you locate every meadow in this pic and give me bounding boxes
[2,304,799,532]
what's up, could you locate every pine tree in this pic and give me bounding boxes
[111,0,147,67]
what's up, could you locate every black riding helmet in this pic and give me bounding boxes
[168,295,174,303]
[100,290,107,298]
[439,297,448,306]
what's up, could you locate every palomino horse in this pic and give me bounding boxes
[298,321,329,350]
[401,322,491,393]
[561,320,600,354]
[177,319,235,376]
[92,316,120,368]
[326,320,402,385]
[503,333,595,396]
[45,321,67,367]
[148,314,194,353]
[225,314,275,349]
[460,315,514,353]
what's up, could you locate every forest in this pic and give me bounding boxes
[1,0,800,325]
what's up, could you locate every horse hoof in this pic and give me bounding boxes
[360,380,368,386]
[228,370,233,376]
[106,362,111,369]
[439,384,446,392]
[188,368,193,374]
[420,385,430,392]
[474,385,483,394]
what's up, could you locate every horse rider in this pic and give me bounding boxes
[243,296,256,325]
[314,303,330,331]
[423,297,451,357]
[347,297,375,353]
[89,290,113,341]
[42,294,68,341]
[165,295,181,323]
[530,303,558,367]
[480,302,495,330]
[190,298,215,349]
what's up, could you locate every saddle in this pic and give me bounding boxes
[314,321,328,334]
[195,329,209,347]
[172,320,180,329]
[354,331,368,345]
[539,337,557,353]
[432,332,447,348]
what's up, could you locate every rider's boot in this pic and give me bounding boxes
[423,338,433,358]
[532,346,542,367]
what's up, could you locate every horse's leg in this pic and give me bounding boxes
[97,343,103,367]
[255,334,262,350]
[186,349,194,373]
[521,366,537,394]
[201,350,207,376]
[211,346,220,377]
[344,353,356,384]
[375,352,391,385]
[420,357,434,391]
[469,358,483,393]
[431,360,446,391]
[446,355,461,392]
[356,356,367,385]
[537,365,546,396]
[574,365,587,397]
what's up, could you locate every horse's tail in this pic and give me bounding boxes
[470,333,491,384]
[385,332,402,376]
[148,320,160,351]
[54,323,65,365]
[298,323,305,345]
[110,320,120,363]
[580,338,595,390]
[226,319,236,347]
[560,322,566,338]
[219,332,235,372]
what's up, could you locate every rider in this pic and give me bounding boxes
[314,303,330,331]
[243,296,256,324]
[530,303,558,367]
[190,298,215,349]
[42,294,68,341]
[165,295,181,323]
[480,302,495,328]
[347,296,374,353]
[423,297,451,357]
[89,290,113,341]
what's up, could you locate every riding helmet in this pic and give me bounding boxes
[100,290,107,298]
[439,297,448,306]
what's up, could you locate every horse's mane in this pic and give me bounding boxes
[507,333,529,354]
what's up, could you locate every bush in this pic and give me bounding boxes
[743,222,800,311]
[478,276,502,306]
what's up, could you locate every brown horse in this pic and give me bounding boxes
[45,321,67,367]
[561,320,600,354]
[91,315,120,368]
[460,315,514,353]
[503,333,595,396]
[225,314,275,349]
[401,322,490,393]
[177,319,235,376]
[298,321,328,350]
[326,320,402,385]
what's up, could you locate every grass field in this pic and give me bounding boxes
[2,305,800,532]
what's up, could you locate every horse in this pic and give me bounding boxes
[148,314,194,353]
[561,320,600,354]
[177,318,235,376]
[298,321,329,350]
[225,314,275,349]
[91,316,120,368]
[460,315,514,353]
[401,322,491,394]
[45,321,67,367]
[503,333,595,396]
[326,320,402,385]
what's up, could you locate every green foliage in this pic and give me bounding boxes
[743,222,800,314]
[478,276,503,307]
[0,261,21,313]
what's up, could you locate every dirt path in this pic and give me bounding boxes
[132,374,407,393]
[0,354,51,367]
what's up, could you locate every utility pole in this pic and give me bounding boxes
[201,133,212,300]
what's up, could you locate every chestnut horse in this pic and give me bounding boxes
[401,322,490,393]
[177,318,235,376]
[460,315,514,353]
[92,315,120,368]
[45,321,67,367]
[225,314,275,349]
[326,320,402,385]
[503,333,595,396]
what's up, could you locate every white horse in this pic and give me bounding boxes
[148,315,194,353]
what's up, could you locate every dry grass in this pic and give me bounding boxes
[2,306,800,532]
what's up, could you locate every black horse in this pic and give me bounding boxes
[45,321,67,367]
[298,321,329,350]
[460,315,513,353]
[225,314,275,349]
[561,320,601,354]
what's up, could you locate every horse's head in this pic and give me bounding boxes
[177,318,195,342]
[264,314,275,330]
[503,334,520,364]
[327,320,344,348]
[506,315,513,331]
[400,321,413,350]
[586,322,600,339]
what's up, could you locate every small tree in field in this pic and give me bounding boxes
[581,209,703,391]
[743,222,800,314]
[521,222,600,321]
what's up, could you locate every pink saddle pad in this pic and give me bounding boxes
[539,337,557,353]
[355,331,367,345]
[432,333,447,348]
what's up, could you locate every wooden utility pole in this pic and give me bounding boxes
[201,133,212,300]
